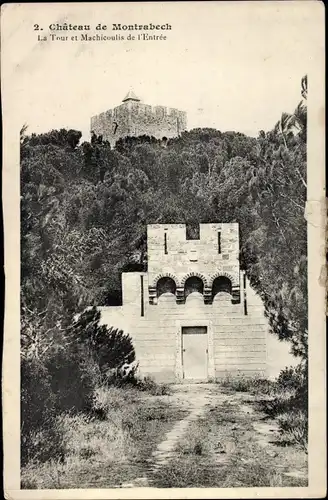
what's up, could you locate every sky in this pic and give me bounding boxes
[2,1,324,141]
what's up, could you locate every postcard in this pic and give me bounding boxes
[1,1,326,498]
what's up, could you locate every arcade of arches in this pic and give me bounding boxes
[156,275,233,303]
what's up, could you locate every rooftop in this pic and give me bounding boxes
[122,90,141,103]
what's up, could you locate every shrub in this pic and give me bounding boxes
[258,392,294,418]
[92,385,139,417]
[22,416,69,466]
[21,349,98,466]
[277,363,307,392]
[214,366,308,452]
[21,357,57,466]
[21,308,137,467]
[103,361,139,387]
[135,375,172,395]
[55,411,131,462]
[218,374,275,395]
[45,347,100,414]
[71,307,137,382]
[21,357,55,434]
[275,362,308,415]
[277,409,308,450]
[251,363,308,451]
[21,409,134,489]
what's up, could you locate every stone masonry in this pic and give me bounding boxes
[98,223,296,382]
[147,223,240,305]
[90,90,187,146]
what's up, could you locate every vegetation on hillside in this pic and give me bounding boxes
[20,76,308,478]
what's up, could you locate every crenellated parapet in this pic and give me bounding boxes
[146,223,241,305]
[90,91,187,145]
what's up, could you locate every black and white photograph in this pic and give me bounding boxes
[2,1,326,498]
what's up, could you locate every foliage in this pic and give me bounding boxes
[217,361,308,451]
[71,307,137,382]
[20,76,308,468]
[217,375,276,395]
[258,361,307,450]
[21,78,308,359]
[21,357,57,466]
[21,306,137,465]
[277,363,307,392]
[21,387,185,489]
[134,375,172,396]
[277,410,308,450]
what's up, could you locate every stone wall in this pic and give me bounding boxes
[97,223,298,382]
[147,223,240,304]
[91,101,187,145]
[98,272,296,382]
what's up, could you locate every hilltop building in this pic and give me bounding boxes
[90,91,187,145]
[98,223,295,382]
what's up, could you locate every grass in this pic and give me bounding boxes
[21,383,185,489]
[134,375,172,396]
[21,374,308,489]
[215,373,308,452]
[216,374,277,395]
[277,410,308,450]
[151,393,308,488]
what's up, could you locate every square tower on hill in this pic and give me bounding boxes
[90,90,187,145]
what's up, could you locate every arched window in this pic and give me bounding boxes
[184,276,204,299]
[157,277,176,297]
[212,276,232,299]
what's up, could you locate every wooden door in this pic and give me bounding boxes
[182,326,208,380]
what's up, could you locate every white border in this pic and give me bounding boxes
[2,1,326,498]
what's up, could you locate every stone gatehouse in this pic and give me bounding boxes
[99,223,295,382]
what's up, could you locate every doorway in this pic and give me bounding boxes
[182,326,208,380]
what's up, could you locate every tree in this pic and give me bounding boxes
[71,307,136,379]
[21,76,308,396]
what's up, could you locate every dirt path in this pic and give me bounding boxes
[22,383,307,489]
[121,384,216,487]
[121,383,307,489]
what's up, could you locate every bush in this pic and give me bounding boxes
[21,357,55,433]
[21,349,99,466]
[45,347,100,414]
[135,375,172,395]
[276,362,308,415]
[277,363,307,392]
[22,416,69,467]
[258,392,294,418]
[71,307,137,382]
[21,308,138,468]
[21,357,57,466]
[277,410,308,450]
[218,374,276,395]
[21,409,134,489]
[214,366,308,452]
[91,385,139,418]
[103,361,139,387]
[252,363,308,451]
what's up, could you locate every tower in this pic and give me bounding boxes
[90,90,187,146]
[122,90,141,135]
[147,223,241,306]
